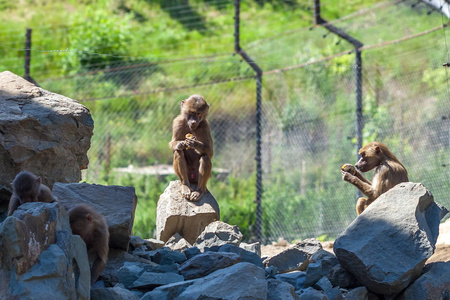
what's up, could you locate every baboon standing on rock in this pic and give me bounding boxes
[170,94,213,202]
[341,141,408,215]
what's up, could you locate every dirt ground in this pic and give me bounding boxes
[261,218,450,264]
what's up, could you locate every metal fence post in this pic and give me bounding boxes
[24,28,38,86]
[313,0,364,199]
[234,0,263,241]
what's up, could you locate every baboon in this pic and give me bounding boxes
[341,141,408,215]
[8,170,57,216]
[169,94,213,202]
[68,204,109,285]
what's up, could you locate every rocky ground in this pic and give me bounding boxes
[261,218,450,263]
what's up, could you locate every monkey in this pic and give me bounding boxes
[7,170,57,216]
[68,204,109,286]
[169,94,214,202]
[341,141,408,215]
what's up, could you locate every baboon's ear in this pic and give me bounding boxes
[375,146,381,154]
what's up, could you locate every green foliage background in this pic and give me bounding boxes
[0,0,448,242]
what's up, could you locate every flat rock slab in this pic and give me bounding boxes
[53,182,137,251]
[334,182,448,295]
[156,180,220,244]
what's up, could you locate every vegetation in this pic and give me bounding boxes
[1,0,448,241]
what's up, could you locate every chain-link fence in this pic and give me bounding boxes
[2,0,449,242]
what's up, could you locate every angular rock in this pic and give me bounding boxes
[0,202,90,300]
[275,271,306,291]
[397,261,450,300]
[263,238,322,273]
[240,241,261,257]
[219,243,263,268]
[91,286,140,300]
[194,221,243,251]
[0,71,93,199]
[101,248,153,286]
[305,249,339,287]
[327,263,358,289]
[178,251,241,280]
[333,182,448,295]
[130,271,184,289]
[146,238,165,251]
[267,278,301,300]
[141,262,267,300]
[153,247,187,265]
[297,287,327,299]
[117,262,145,288]
[156,180,220,244]
[0,202,61,275]
[345,286,368,299]
[53,182,138,251]
[165,233,192,252]
[183,246,201,260]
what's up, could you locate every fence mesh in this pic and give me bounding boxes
[1,0,449,242]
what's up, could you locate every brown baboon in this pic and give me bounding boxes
[68,204,109,285]
[169,94,213,202]
[8,170,56,216]
[341,141,408,215]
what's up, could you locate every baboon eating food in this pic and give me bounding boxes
[341,141,408,215]
[169,94,214,202]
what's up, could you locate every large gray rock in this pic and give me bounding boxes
[397,261,450,300]
[141,262,267,300]
[194,220,243,251]
[53,182,138,251]
[91,286,140,300]
[178,251,241,280]
[0,71,93,211]
[333,182,448,295]
[156,180,220,244]
[0,202,90,300]
[263,238,322,273]
[267,278,301,300]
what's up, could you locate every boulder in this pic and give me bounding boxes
[165,233,192,252]
[130,271,185,289]
[275,271,306,291]
[53,182,138,251]
[194,220,243,251]
[0,71,93,213]
[218,243,264,268]
[263,238,322,273]
[305,249,340,287]
[91,286,140,300]
[397,261,450,300]
[333,182,448,295]
[141,262,267,300]
[267,278,301,300]
[101,248,152,286]
[0,202,90,300]
[156,180,220,244]
[178,251,241,280]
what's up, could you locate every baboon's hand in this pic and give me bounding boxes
[185,137,201,149]
[341,170,354,181]
[175,141,186,151]
[341,164,356,175]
